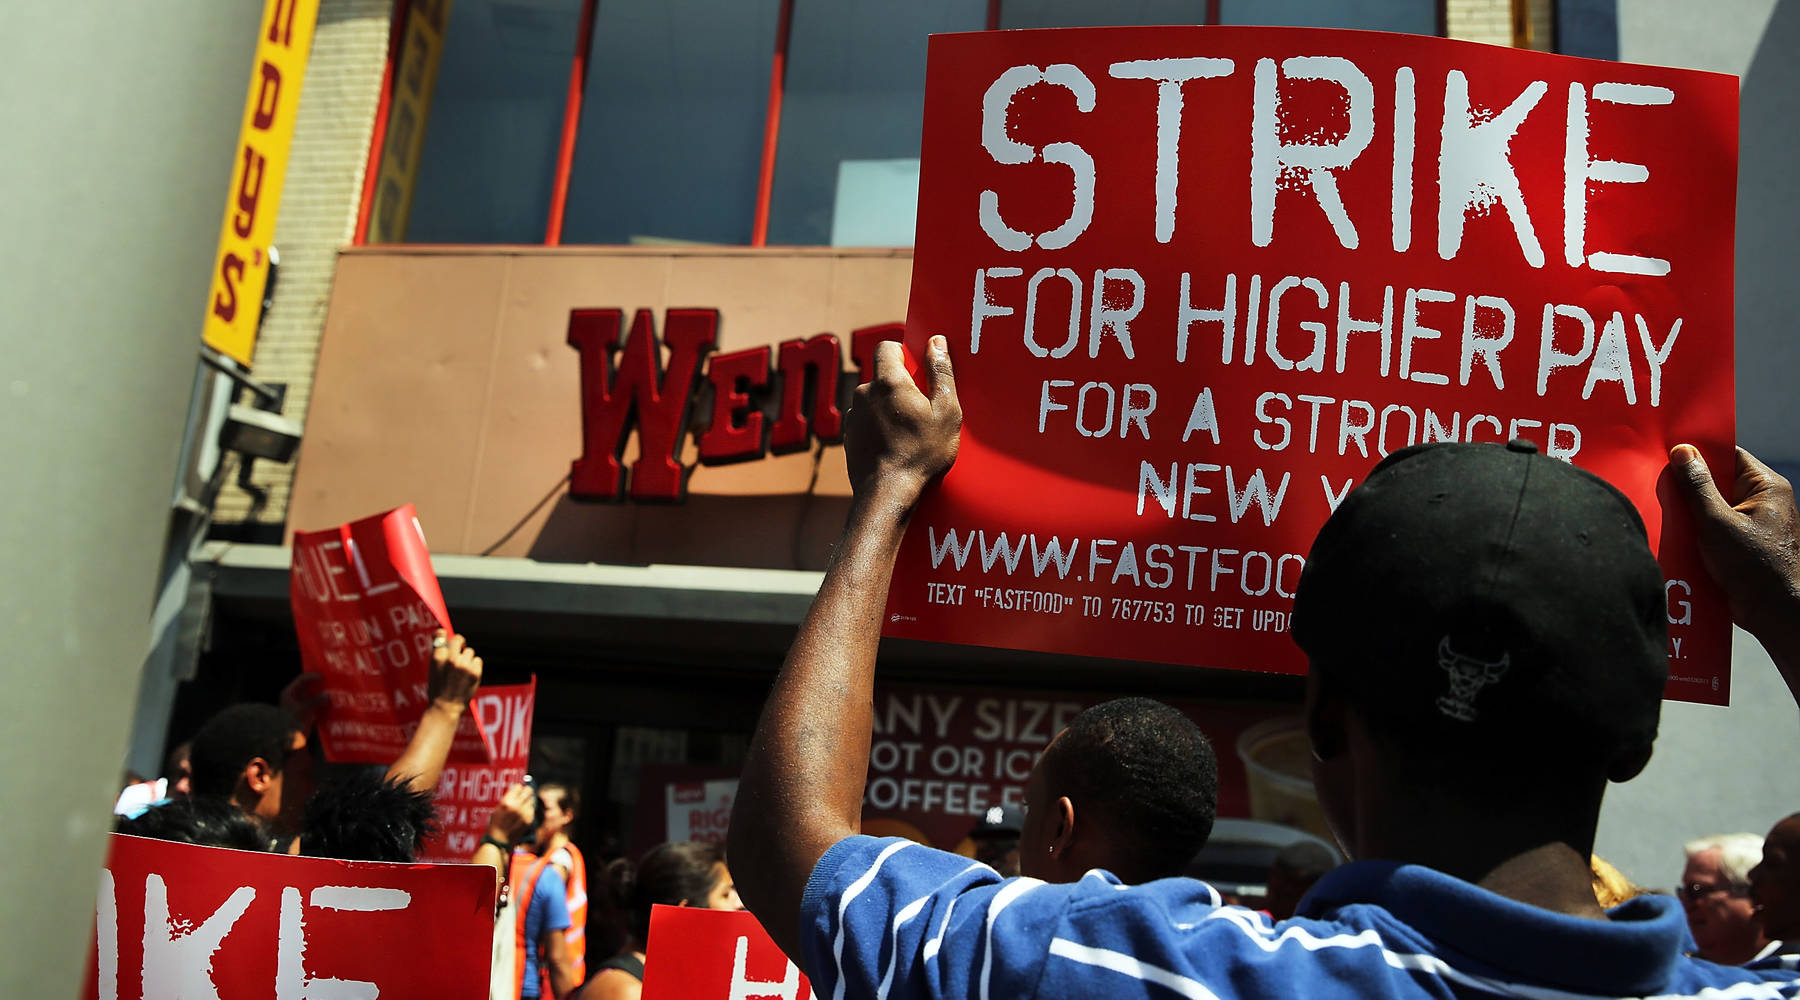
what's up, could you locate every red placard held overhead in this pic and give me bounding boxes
[641,905,814,1000]
[85,834,495,1000]
[418,680,537,864]
[887,27,1739,703]
[291,505,496,762]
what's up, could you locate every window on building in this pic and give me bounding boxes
[366,0,1448,249]
[403,0,585,244]
[765,0,986,247]
[1217,0,1438,34]
[1000,0,1210,29]
[559,0,782,246]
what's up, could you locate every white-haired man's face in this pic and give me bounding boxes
[1681,848,1760,962]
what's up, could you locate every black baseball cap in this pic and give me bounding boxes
[1291,440,1668,768]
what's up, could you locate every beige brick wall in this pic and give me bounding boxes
[215,0,393,529]
[1446,0,1554,49]
[1447,0,1516,47]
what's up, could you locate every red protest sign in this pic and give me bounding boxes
[84,834,495,1000]
[291,505,497,761]
[887,27,1738,703]
[641,905,813,1000]
[418,680,537,864]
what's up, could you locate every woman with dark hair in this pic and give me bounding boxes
[575,841,743,1000]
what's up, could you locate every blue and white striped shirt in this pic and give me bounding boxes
[800,836,1800,1000]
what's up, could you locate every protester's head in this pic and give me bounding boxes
[299,769,436,863]
[608,841,741,945]
[969,802,1024,878]
[1751,813,1800,943]
[535,782,578,850]
[188,703,312,837]
[165,741,193,799]
[1020,697,1218,885]
[1680,833,1765,962]
[117,796,276,852]
[1266,840,1338,920]
[1292,441,1668,862]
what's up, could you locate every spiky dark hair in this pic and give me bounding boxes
[299,768,437,863]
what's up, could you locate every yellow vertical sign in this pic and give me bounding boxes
[367,0,453,244]
[201,0,322,367]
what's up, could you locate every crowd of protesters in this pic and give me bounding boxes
[106,335,1800,998]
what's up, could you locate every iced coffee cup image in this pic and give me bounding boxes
[1236,716,1331,841]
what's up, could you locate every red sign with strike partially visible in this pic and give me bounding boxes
[291,505,495,762]
[84,834,494,1000]
[886,27,1739,703]
[641,906,813,1000]
[418,680,537,864]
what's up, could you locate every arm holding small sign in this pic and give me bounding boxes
[384,628,483,794]
[1670,444,1800,704]
[731,337,961,959]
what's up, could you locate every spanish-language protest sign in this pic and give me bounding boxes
[84,834,494,1000]
[641,905,813,1000]
[417,679,537,864]
[291,505,497,762]
[884,26,1739,703]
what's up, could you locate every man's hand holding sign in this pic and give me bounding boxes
[880,26,1739,700]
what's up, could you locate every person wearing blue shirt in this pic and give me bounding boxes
[728,337,1800,1000]
[524,864,573,999]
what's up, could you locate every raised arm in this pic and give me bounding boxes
[385,628,482,793]
[1670,444,1800,701]
[730,337,961,958]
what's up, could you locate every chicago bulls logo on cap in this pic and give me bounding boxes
[1436,637,1510,722]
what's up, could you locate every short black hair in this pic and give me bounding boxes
[1042,697,1218,882]
[188,704,301,798]
[117,796,276,852]
[299,768,438,863]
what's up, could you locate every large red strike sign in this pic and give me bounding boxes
[885,27,1738,703]
[291,505,495,762]
[418,680,536,864]
[85,834,494,999]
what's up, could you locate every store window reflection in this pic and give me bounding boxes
[765,0,985,247]
[403,0,583,244]
[381,0,1445,249]
[559,0,781,246]
[1000,0,1210,28]
[1218,0,1437,34]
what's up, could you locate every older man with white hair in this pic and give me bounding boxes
[1681,833,1770,964]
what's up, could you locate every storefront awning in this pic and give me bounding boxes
[200,541,824,625]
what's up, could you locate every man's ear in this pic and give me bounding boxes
[1050,795,1076,855]
[243,756,277,795]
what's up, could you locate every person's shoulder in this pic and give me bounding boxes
[535,864,568,899]
[802,835,1011,914]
